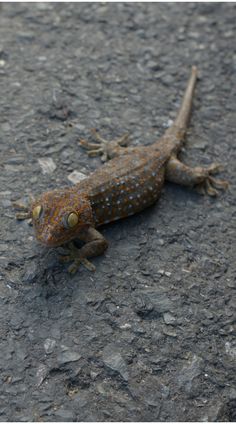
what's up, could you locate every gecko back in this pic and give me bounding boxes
[78,146,169,226]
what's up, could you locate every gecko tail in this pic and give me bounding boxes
[174,65,198,130]
[153,66,198,154]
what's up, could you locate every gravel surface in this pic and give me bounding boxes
[0,3,236,422]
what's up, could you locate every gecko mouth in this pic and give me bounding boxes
[36,231,72,247]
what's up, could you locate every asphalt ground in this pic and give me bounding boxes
[0,2,235,421]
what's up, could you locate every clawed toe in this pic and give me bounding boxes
[67,258,96,274]
[15,212,32,221]
[79,139,103,158]
[115,132,130,147]
[79,130,109,160]
[79,129,130,162]
[209,176,229,190]
[12,200,32,221]
[80,258,96,272]
[79,139,103,150]
[206,163,227,177]
[195,161,228,197]
[87,148,104,158]
[196,176,229,197]
[196,181,216,196]
[59,242,96,274]
[66,258,96,274]
[205,179,219,196]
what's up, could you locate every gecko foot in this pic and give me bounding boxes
[12,199,33,222]
[80,129,130,162]
[195,163,229,196]
[59,242,96,274]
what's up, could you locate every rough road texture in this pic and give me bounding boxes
[0,3,235,422]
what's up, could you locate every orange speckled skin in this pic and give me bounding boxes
[31,189,94,247]
[30,67,227,252]
[31,145,168,246]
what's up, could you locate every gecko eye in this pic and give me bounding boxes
[66,212,79,228]
[32,205,43,220]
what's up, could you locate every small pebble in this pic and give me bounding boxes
[38,157,57,174]
[67,170,87,184]
[163,312,176,325]
[57,351,81,365]
[44,338,56,354]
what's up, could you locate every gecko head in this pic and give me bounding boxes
[30,189,93,247]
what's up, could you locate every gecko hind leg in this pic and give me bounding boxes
[80,129,130,162]
[166,157,229,196]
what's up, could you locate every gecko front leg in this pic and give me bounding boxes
[12,196,34,222]
[60,227,108,274]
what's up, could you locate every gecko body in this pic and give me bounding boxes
[15,67,228,273]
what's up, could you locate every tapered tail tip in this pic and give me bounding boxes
[192,65,198,75]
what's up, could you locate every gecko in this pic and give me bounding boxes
[14,66,228,273]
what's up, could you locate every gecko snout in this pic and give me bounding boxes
[35,226,61,247]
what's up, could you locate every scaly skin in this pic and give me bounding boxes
[14,66,228,273]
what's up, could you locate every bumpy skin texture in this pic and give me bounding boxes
[31,190,94,247]
[22,67,228,272]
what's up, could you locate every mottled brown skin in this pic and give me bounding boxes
[15,67,228,273]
